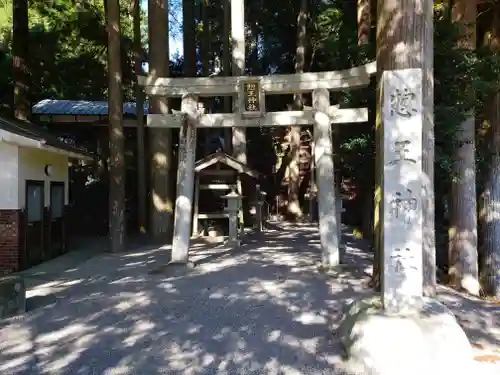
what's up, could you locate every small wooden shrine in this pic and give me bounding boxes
[192,149,262,237]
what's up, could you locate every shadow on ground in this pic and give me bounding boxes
[2,222,500,374]
[0,223,369,375]
[437,285,500,350]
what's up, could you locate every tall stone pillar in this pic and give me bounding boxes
[171,94,200,263]
[313,88,339,268]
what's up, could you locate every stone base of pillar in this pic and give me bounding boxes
[226,239,241,247]
[339,243,346,264]
[337,296,478,375]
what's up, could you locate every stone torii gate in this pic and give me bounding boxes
[138,63,376,268]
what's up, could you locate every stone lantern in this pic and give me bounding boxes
[255,184,267,233]
[222,190,243,246]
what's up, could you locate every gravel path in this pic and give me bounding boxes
[0,223,368,375]
[2,223,500,374]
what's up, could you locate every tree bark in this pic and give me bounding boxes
[106,0,126,252]
[12,0,30,120]
[480,6,500,297]
[222,0,232,152]
[183,0,196,77]
[286,0,308,220]
[357,0,370,46]
[448,0,481,296]
[375,0,435,294]
[200,0,212,154]
[482,96,500,297]
[133,0,147,234]
[231,0,246,163]
[421,0,436,297]
[148,0,173,242]
[357,0,373,245]
[201,0,210,77]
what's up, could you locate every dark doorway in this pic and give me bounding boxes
[25,180,45,268]
[50,181,65,257]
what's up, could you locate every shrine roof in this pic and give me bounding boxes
[194,150,260,178]
[32,99,149,116]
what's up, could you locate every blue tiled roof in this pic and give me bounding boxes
[32,99,149,116]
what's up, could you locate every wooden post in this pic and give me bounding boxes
[256,184,262,232]
[192,175,200,236]
[171,94,199,263]
[313,88,339,268]
[335,183,344,263]
[309,136,316,222]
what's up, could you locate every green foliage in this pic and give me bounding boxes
[2,0,500,235]
[434,9,500,184]
[0,0,144,106]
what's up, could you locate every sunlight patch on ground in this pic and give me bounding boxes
[37,323,97,373]
[0,325,33,373]
[294,311,327,325]
[0,223,444,374]
[123,320,156,347]
[198,257,245,272]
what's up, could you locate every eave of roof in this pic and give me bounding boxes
[0,116,96,160]
[194,150,260,178]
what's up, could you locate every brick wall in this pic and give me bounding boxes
[0,210,21,275]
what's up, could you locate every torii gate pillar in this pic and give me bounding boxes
[313,88,339,267]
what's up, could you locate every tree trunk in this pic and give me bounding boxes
[148,0,173,242]
[357,0,370,46]
[231,0,247,230]
[480,6,500,297]
[482,96,500,297]
[421,0,436,296]
[448,0,480,296]
[222,0,232,151]
[357,0,373,244]
[248,20,259,74]
[12,0,29,120]
[286,0,308,220]
[106,0,126,252]
[231,0,246,163]
[133,0,147,234]
[375,0,435,294]
[201,0,210,77]
[200,0,212,154]
[183,0,196,77]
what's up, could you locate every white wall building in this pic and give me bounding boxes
[0,116,93,275]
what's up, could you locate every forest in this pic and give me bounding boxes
[2,0,500,298]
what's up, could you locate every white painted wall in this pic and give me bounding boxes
[0,143,20,209]
[18,147,69,208]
